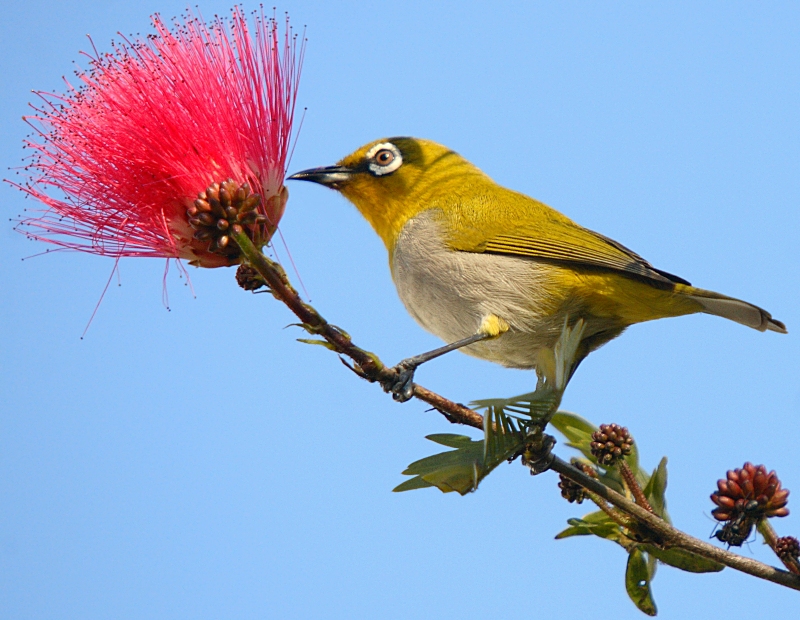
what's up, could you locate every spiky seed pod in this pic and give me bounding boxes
[574,460,599,479]
[710,462,790,523]
[590,423,633,467]
[235,264,268,292]
[187,180,289,261]
[775,536,800,562]
[558,474,586,503]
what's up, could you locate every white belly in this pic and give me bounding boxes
[390,210,570,369]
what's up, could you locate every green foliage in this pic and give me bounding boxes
[555,509,622,542]
[551,415,725,615]
[626,548,657,616]
[550,411,642,483]
[396,322,587,496]
[642,457,669,521]
[396,380,571,495]
[471,388,561,424]
[393,319,721,615]
[292,322,350,349]
[642,546,723,574]
[393,434,482,494]
[296,337,338,351]
[393,405,530,494]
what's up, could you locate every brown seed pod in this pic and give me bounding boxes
[710,462,789,523]
[775,536,800,562]
[590,423,633,467]
[557,473,586,504]
[235,264,267,292]
[187,179,271,260]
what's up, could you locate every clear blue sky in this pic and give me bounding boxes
[2,2,798,618]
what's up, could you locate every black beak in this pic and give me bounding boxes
[287,165,355,187]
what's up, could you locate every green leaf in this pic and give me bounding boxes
[549,411,598,462]
[549,410,596,439]
[419,464,481,494]
[470,388,561,422]
[556,525,595,539]
[596,466,627,496]
[642,457,669,521]
[392,477,434,492]
[642,545,724,574]
[426,434,476,449]
[625,548,657,616]
[394,408,529,495]
[482,407,527,471]
[401,438,483,475]
[555,510,621,541]
[556,521,620,541]
[296,338,337,351]
[395,435,485,495]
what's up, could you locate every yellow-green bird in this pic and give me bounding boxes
[289,138,786,398]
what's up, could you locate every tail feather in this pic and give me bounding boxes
[684,287,787,334]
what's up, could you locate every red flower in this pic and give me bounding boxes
[11,7,303,267]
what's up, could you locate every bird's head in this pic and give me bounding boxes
[288,137,486,251]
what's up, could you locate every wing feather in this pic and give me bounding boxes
[482,228,689,285]
[438,185,690,286]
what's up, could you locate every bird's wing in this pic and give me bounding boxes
[449,216,690,286]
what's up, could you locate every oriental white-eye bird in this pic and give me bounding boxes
[289,138,786,401]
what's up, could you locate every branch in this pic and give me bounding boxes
[234,232,800,592]
[757,518,800,576]
[233,231,482,429]
[550,456,800,591]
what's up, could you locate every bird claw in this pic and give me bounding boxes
[523,431,556,475]
[380,360,417,402]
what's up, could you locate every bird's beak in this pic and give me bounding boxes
[287,165,355,187]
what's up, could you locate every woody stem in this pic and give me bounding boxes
[757,519,800,575]
[233,230,800,593]
[231,230,483,428]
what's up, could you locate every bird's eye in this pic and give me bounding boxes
[365,142,403,176]
[374,149,395,166]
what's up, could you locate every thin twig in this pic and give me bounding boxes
[757,519,800,576]
[583,490,635,529]
[551,456,800,591]
[233,232,481,428]
[234,232,800,593]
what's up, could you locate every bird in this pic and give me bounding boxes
[288,137,786,400]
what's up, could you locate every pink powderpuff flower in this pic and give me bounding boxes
[11,7,303,268]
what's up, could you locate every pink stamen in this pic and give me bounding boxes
[9,7,304,270]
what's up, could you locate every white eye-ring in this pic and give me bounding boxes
[366,142,403,176]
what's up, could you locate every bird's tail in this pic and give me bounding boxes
[677,285,787,333]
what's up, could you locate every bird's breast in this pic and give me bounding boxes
[390,210,569,369]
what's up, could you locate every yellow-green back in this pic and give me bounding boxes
[328,137,784,333]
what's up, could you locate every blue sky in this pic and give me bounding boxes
[2,2,799,618]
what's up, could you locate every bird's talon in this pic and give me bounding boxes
[381,362,418,403]
[523,432,557,475]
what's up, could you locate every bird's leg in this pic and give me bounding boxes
[382,315,510,402]
[384,333,490,402]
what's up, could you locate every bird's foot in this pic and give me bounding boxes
[522,429,556,475]
[380,359,418,403]
[379,322,509,403]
